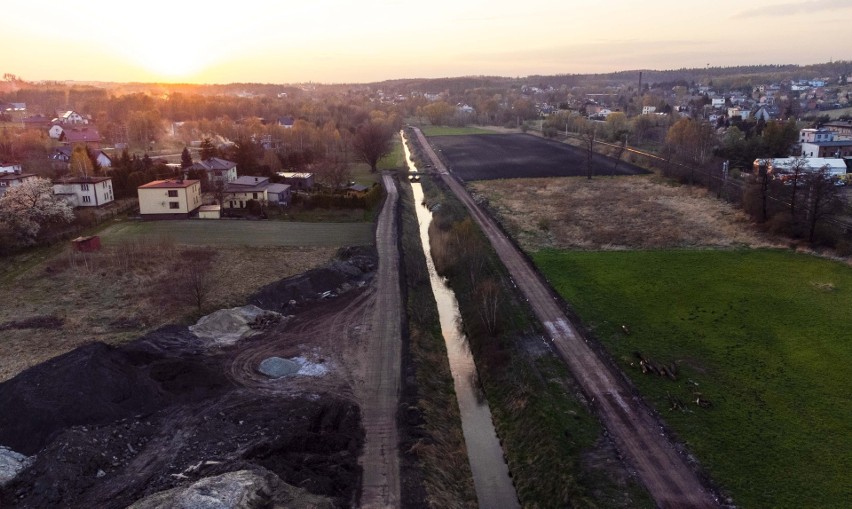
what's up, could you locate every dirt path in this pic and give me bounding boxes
[358,173,402,508]
[412,127,719,509]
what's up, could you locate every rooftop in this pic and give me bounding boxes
[138,179,199,189]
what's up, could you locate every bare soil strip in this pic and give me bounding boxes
[358,174,402,508]
[413,127,719,509]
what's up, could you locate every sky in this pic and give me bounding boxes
[3,0,851,84]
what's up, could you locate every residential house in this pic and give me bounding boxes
[0,102,25,112]
[137,179,202,219]
[0,173,37,197]
[799,128,835,144]
[21,114,52,130]
[641,106,657,115]
[711,98,726,108]
[823,121,852,139]
[801,140,852,158]
[277,172,314,190]
[49,147,112,170]
[751,106,775,121]
[54,110,87,125]
[59,127,101,148]
[188,157,237,184]
[265,183,291,205]
[727,107,749,119]
[222,176,290,208]
[53,176,114,207]
[0,161,22,174]
[277,116,295,128]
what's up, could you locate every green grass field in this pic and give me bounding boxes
[99,220,374,247]
[533,248,852,508]
[421,126,498,136]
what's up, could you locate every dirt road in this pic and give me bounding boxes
[358,174,402,508]
[412,127,720,509]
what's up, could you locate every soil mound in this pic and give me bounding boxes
[1,392,362,508]
[250,246,377,312]
[127,468,335,509]
[189,305,282,346]
[0,250,373,508]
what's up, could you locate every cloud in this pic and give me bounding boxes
[732,0,852,19]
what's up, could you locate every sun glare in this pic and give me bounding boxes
[129,38,215,80]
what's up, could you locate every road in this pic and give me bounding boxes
[412,127,720,509]
[358,173,402,508]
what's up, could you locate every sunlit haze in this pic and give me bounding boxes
[4,0,852,83]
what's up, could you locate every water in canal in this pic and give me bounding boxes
[402,133,519,509]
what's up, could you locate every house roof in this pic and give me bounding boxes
[138,179,199,189]
[191,157,237,171]
[54,176,112,185]
[0,173,37,181]
[223,182,267,193]
[765,158,847,172]
[231,176,269,186]
[62,128,101,143]
[266,183,291,194]
[278,172,313,179]
[801,140,852,147]
[348,184,369,192]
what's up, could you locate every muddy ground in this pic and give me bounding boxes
[0,247,378,509]
[428,133,649,181]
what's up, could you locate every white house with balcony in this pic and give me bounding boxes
[53,176,114,207]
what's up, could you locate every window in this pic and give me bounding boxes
[80,184,89,191]
[169,202,179,209]
[82,196,91,203]
[252,193,258,199]
[167,190,178,197]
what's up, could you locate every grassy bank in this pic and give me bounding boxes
[397,179,477,507]
[420,175,653,508]
[534,249,852,508]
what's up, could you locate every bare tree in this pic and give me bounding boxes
[611,134,627,176]
[352,121,394,173]
[578,121,597,180]
[476,278,502,336]
[178,248,216,311]
[314,156,351,191]
[803,167,842,244]
[784,157,810,219]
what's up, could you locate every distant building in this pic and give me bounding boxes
[799,128,835,144]
[277,172,314,190]
[53,176,114,207]
[222,176,291,208]
[0,173,37,197]
[822,120,852,139]
[188,157,237,183]
[757,157,847,178]
[641,106,656,115]
[0,161,22,174]
[801,140,852,158]
[277,116,295,128]
[49,147,112,169]
[137,179,202,219]
[53,110,87,125]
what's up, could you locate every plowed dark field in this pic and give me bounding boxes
[429,133,649,181]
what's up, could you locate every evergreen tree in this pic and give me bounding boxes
[200,138,217,161]
[180,146,193,169]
